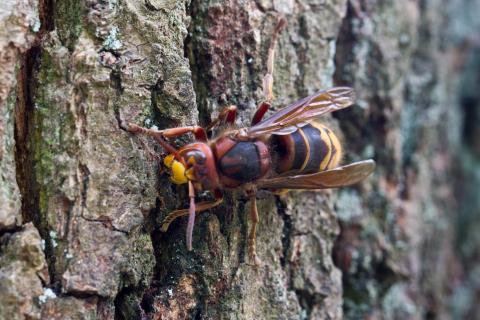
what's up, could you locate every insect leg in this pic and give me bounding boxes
[136,137,162,161]
[160,191,223,232]
[206,105,237,131]
[121,122,208,142]
[251,101,270,125]
[121,122,179,155]
[151,126,208,142]
[262,16,287,102]
[246,190,261,266]
[251,17,286,126]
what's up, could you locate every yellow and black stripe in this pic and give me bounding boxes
[271,121,342,174]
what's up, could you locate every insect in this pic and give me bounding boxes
[121,18,375,265]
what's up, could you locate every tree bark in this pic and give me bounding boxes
[0,0,479,319]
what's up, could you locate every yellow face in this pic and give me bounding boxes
[163,154,195,185]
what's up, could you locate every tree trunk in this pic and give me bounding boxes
[0,0,478,319]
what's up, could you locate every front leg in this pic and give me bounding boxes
[122,122,208,142]
[160,190,224,232]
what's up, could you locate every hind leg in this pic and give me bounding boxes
[246,189,261,266]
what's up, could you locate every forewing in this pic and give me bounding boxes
[247,87,355,137]
[258,160,375,190]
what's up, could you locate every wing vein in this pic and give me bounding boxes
[247,87,355,137]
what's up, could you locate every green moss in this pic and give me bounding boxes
[55,0,83,51]
[37,51,62,84]
[121,232,155,289]
[25,44,82,286]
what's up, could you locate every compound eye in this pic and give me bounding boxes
[185,150,206,165]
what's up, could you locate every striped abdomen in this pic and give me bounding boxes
[270,122,342,174]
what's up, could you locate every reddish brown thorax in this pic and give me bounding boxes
[212,136,271,188]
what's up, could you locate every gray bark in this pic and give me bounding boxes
[0,0,479,319]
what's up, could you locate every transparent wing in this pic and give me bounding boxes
[247,87,355,137]
[257,160,375,189]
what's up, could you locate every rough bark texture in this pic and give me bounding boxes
[1,0,479,319]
